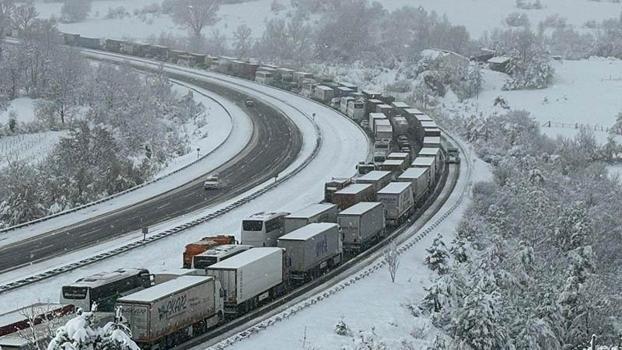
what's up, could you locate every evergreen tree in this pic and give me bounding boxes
[425,234,450,274]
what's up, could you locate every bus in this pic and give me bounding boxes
[60,268,153,312]
[241,212,289,247]
[192,244,253,269]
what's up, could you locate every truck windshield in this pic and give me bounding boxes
[62,286,88,299]
[242,220,263,231]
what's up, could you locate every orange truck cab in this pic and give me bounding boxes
[182,235,236,268]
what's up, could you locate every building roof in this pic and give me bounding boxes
[118,276,212,303]
[378,182,411,195]
[339,202,383,216]
[207,248,282,269]
[335,183,373,195]
[279,223,338,241]
[287,203,337,219]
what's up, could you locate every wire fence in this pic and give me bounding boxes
[541,120,612,133]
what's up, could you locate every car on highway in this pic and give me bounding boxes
[204,175,221,190]
[245,99,255,107]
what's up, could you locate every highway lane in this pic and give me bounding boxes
[0,74,302,272]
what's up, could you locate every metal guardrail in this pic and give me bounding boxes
[203,129,473,349]
[0,56,338,294]
[0,82,236,234]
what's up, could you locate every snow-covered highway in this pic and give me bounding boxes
[0,52,370,313]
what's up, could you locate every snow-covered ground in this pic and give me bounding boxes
[379,0,622,37]
[0,131,67,169]
[33,0,622,43]
[0,57,369,314]
[211,142,491,350]
[35,0,284,41]
[0,97,38,124]
[446,58,622,143]
[0,81,246,248]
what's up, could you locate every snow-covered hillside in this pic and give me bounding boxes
[33,0,622,43]
[446,58,622,143]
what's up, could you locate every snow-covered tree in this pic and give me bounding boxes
[425,234,450,275]
[383,240,400,283]
[47,307,138,350]
[60,0,91,23]
[233,24,252,58]
[170,0,220,38]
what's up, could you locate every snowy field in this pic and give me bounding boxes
[35,0,284,41]
[0,131,67,169]
[445,58,622,143]
[0,97,38,124]
[33,0,622,43]
[0,58,369,314]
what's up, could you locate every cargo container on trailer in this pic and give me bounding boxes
[377,182,414,226]
[338,202,385,254]
[397,167,431,203]
[332,183,375,210]
[278,223,342,282]
[117,276,223,349]
[354,170,392,192]
[206,248,286,316]
[412,157,437,182]
[284,203,339,233]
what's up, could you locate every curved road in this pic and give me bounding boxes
[0,74,302,272]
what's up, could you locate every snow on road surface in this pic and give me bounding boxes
[0,60,369,314]
[0,82,247,248]
[219,143,492,350]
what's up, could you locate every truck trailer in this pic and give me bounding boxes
[397,167,431,203]
[338,202,385,254]
[412,156,437,181]
[376,182,414,226]
[278,223,342,282]
[284,203,339,233]
[354,170,392,192]
[206,248,286,316]
[332,183,375,210]
[117,276,223,349]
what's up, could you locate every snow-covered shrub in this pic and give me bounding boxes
[60,0,91,23]
[335,319,351,336]
[424,234,450,275]
[47,308,139,350]
[505,12,530,27]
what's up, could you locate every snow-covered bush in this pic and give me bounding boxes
[60,0,91,23]
[47,308,139,350]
